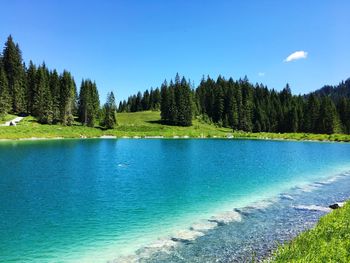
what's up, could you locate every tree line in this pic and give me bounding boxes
[124,75,350,134]
[195,76,349,134]
[117,88,161,113]
[119,73,194,126]
[0,35,117,128]
[1,35,349,134]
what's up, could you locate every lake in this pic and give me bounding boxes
[1,139,350,262]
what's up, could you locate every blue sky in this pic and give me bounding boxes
[1,1,349,101]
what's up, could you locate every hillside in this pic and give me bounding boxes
[312,78,350,100]
[1,111,350,142]
[0,111,231,139]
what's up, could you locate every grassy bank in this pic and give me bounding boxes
[1,111,350,141]
[0,113,17,122]
[271,202,350,262]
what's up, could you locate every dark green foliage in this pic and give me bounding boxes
[160,74,192,126]
[160,80,170,121]
[142,89,150,110]
[167,81,178,124]
[0,64,11,118]
[337,98,350,134]
[35,64,53,124]
[304,94,320,133]
[2,35,26,113]
[102,92,117,129]
[49,70,61,122]
[78,79,100,127]
[317,97,340,134]
[26,61,37,114]
[119,87,161,113]
[150,87,161,110]
[313,79,350,100]
[59,71,76,126]
[194,76,348,134]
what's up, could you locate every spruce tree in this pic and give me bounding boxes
[304,94,320,133]
[152,88,161,110]
[338,98,350,134]
[36,65,53,124]
[136,92,143,111]
[317,97,340,134]
[2,35,26,113]
[213,77,224,123]
[0,65,11,118]
[168,81,177,124]
[49,70,61,122]
[142,89,150,110]
[160,80,169,122]
[78,79,100,127]
[59,70,76,125]
[26,61,37,114]
[102,92,117,129]
[181,77,192,126]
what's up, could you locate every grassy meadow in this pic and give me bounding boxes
[1,111,350,141]
[271,202,350,262]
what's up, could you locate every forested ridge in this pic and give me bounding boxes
[120,75,350,134]
[0,36,117,128]
[1,35,349,134]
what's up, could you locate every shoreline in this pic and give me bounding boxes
[125,170,350,262]
[0,134,349,143]
[105,169,350,262]
[1,112,350,143]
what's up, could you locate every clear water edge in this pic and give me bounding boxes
[113,167,350,262]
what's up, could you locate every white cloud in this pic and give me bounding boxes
[284,51,308,62]
[258,72,265,77]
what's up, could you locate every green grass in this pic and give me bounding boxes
[0,111,350,141]
[0,113,17,123]
[270,202,350,263]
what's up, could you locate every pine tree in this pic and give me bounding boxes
[78,79,100,127]
[49,70,61,122]
[26,61,37,114]
[102,92,117,129]
[160,80,169,122]
[317,97,341,134]
[304,94,320,133]
[239,78,253,131]
[174,76,183,125]
[152,88,161,110]
[59,70,76,125]
[2,35,26,113]
[168,81,177,124]
[338,98,350,134]
[142,89,150,110]
[287,107,299,132]
[150,88,161,110]
[136,92,143,111]
[35,65,53,124]
[177,77,192,126]
[0,65,11,118]
[213,78,224,123]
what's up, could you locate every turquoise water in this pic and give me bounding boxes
[1,139,350,262]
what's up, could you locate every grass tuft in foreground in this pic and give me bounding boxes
[270,202,350,262]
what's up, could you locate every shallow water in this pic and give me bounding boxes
[141,172,350,263]
[0,139,350,262]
